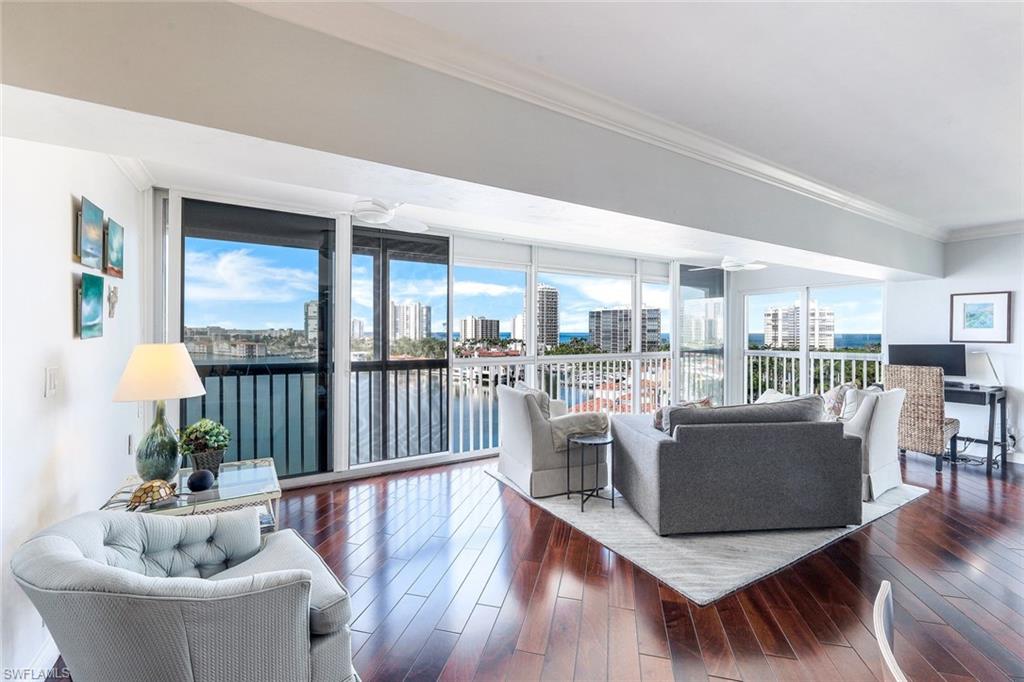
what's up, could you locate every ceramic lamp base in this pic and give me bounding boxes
[136,400,181,482]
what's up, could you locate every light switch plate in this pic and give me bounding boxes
[44,367,59,398]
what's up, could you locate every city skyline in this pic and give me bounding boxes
[747,285,883,335]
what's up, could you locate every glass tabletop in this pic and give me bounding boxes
[172,458,281,505]
[568,433,613,446]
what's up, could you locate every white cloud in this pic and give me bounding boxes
[454,281,523,297]
[351,277,374,309]
[541,274,632,309]
[185,249,317,303]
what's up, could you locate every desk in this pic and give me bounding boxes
[944,385,1007,474]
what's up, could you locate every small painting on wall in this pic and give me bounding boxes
[78,197,104,270]
[79,273,104,339]
[105,218,124,278]
[950,291,1011,343]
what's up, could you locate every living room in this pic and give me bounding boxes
[2,3,1022,681]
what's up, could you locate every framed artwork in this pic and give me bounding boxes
[104,219,124,278]
[78,197,104,270]
[950,291,1011,343]
[79,273,104,339]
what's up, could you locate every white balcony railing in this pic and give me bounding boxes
[451,352,673,454]
[745,349,883,403]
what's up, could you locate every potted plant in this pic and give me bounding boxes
[179,418,230,477]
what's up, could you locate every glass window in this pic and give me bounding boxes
[808,284,883,353]
[641,281,670,352]
[388,255,448,360]
[809,284,883,391]
[453,265,527,357]
[350,251,378,361]
[181,198,335,477]
[746,291,802,351]
[678,265,725,404]
[537,271,632,355]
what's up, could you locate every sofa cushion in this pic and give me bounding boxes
[654,397,713,433]
[212,528,349,635]
[670,395,825,429]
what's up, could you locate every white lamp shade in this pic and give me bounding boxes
[113,343,206,402]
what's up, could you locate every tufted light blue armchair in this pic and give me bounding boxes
[11,508,357,682]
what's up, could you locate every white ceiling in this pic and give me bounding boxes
[4,85,929,280]
[377,1,1022,231]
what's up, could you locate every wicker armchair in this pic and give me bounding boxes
[884,364,960,471]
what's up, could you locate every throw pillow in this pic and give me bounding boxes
[754,389,792,404]
[653,398,712,433]
[822,381,856,421]
[841,384,882,422]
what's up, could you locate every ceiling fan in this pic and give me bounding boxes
[689,257,768,272]
[347,197,429,234]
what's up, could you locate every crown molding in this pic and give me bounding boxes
[109,156,154,192]
[945,219,1024,242]
[241,2,946,242]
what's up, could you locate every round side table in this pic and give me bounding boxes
[566,432,615,512]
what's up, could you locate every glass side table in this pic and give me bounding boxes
[102,458,282,532]
[566,432,615,512]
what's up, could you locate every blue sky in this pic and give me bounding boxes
[184,237,319,329]
[746,285,883,334]
[189,236,877,338]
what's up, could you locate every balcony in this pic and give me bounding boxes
[182,361,326,478]
[745,348,883,402]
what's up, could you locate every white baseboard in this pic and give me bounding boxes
[280,450,498,490]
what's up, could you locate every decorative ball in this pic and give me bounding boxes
[187,469,215,492]
[128,480,177,510]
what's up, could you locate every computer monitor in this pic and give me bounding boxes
[887,344,966,377]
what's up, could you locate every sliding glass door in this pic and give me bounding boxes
[350,227,450,465]
[180,199,335,477]
[678,265,726,404]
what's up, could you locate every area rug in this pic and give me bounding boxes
[486,468,927,605]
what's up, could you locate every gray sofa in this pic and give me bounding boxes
[11,508,356,682]
[611,397,863,535]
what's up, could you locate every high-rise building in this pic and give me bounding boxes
[351,318,365,339]
[390,301,431,341]
[304,300,318,344]
[763,302,834,350]
[509,313,526,341]
[641,308,662,351]
[586,308,662,353]
[459,316,500,341]
[537,284,559,350]
[589,309,631,352]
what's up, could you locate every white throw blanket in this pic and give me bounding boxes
[550,412,610,452]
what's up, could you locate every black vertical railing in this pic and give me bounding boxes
[181,361,326,478]
[349,362,448,465]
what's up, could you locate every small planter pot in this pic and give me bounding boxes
[188,448,225,478]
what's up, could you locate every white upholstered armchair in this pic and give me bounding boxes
[496,384,609,497]
[843,387,907,501]
[11,508,356,682]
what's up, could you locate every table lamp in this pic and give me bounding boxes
[970,350,1002,387]
[114,343,206,481]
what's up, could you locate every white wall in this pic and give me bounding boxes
[0,138,145,672]
[887,235,1024,459]
[727,235,1024,462]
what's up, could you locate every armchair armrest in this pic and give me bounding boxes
[549,412,610,452]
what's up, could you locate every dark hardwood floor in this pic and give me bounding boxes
[275,453,1024,682]
[46,452,1024,681]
